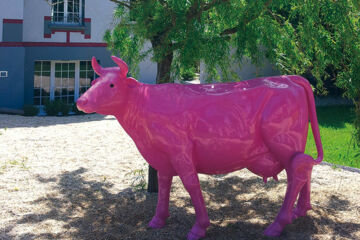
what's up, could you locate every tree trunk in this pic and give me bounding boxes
[147,50,173,193]
[148,166,158,192]
[156,52,174,84]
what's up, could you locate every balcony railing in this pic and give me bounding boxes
[51,14,82,25]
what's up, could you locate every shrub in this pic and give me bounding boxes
[59,102,71,116]
[44,100,70,116]
[23,104,39,116]
[354,102,360,147]
[72,102,85,115]
[181,66,197,81]
[125,164,147,191]
[44,100,61,116]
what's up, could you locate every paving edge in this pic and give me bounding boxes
[320,161,360,174]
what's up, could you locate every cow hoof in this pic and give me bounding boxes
[187,223,207,240]
[148,216,166,229]
[264,221,284,237]
[292,205,312,221]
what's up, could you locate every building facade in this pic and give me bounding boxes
[0,0,156,112]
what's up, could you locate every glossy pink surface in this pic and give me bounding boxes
[77,56,324,239]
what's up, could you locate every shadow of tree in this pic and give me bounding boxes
[316,106,354,129]
[326,195,351,212]
[1,168,359,240]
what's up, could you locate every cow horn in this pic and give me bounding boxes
[92,57,104,75]
[111,56,128,77]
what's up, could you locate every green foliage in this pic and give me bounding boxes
[354,102,360,146]
[265,1,360,96]
[305,106,360,169]
[181,64,197,80]
[23,104,39,116]
[125,165,147,191]
[106,0,359,85]
[44,100,70,116]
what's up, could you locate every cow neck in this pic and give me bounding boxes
[114,83,144,140]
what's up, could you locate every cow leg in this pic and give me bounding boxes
[149,173,173,228]
[264,153,314,237]
[179,172,210,240]
[292,171,312,220]
[164,140,210,240]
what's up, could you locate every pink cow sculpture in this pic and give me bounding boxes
[77,56,323,240]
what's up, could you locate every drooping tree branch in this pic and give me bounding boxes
[220,0,273,36]
[109,0,132,9]
[153,0,233,53]
[186,0,230,23]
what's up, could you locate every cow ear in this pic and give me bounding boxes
[126,77,138,88]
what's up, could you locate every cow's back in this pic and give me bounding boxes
[139,76,309,175]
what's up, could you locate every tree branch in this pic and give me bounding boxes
[158,0,167,6]
[202,0,228,12]
[266,7,283,25]
[220,0,273,36]
[186,0,230,22]
[109,0,132,9]
[44,0,64,6]
[157,0,231,53]
[170,35,231,53]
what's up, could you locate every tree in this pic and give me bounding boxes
[105,0,360,191]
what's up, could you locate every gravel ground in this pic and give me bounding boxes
[0,114,359,240]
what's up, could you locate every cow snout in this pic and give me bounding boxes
[76,98,88,111]
[77,97,88,106]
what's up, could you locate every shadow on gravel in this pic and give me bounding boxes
[1,168,359,240]
[0,114,111,129]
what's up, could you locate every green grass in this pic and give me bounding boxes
[305,105,360,169]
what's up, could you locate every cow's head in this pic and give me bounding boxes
[76,56,138,115]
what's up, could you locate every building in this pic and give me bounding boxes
[0,0,279,113]
[0,0,156,113]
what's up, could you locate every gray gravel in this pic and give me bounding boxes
[0,114,359,240]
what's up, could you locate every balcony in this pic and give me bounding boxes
[50,14,83,25]
[44,15,91,40]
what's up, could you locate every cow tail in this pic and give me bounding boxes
[289,75,324,164]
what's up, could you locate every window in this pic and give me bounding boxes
[0,71,8,78]
[80,61,96,95]
[33,60,97,106]
[55,62,75,104]
[33,61,51,106]
[51,0,81,24]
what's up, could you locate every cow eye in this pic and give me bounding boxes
[110,83,114,88]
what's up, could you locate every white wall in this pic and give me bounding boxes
[200,56,280,83]
[71,0,117,43]
[0,0,24,41]
[23,0,67,42]
[137,41,157,84]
